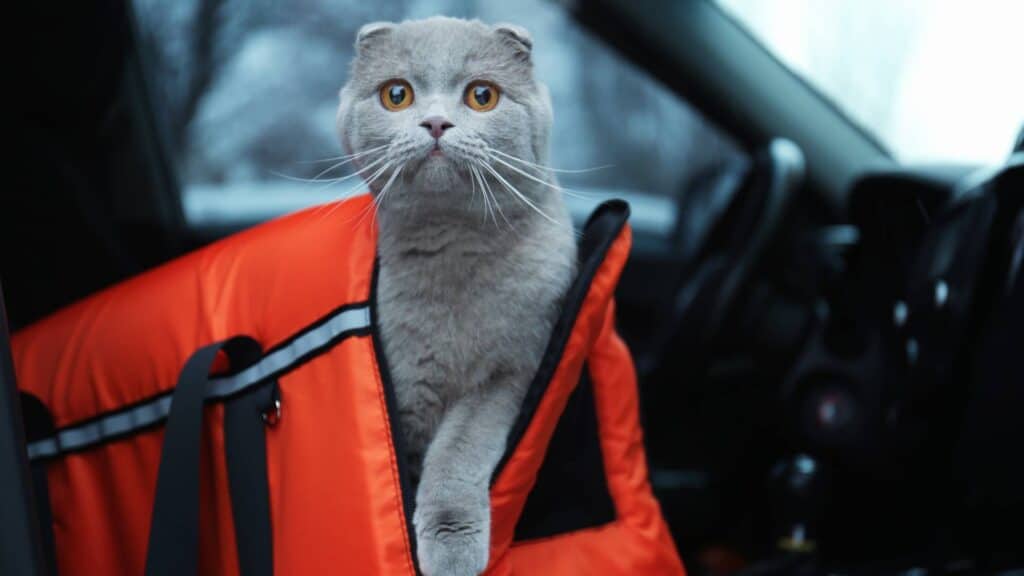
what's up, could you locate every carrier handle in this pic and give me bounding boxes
[145,337,273,576]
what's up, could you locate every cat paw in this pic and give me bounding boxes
[415,511,489,576]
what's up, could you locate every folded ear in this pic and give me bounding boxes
[356,21,395,55]
[493,23,533,62]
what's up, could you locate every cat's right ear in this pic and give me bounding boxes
[355,21,395,55]
[493,23,533,63]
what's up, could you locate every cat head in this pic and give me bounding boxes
[336,17,553,214]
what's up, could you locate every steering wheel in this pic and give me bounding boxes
[641,138,805,378]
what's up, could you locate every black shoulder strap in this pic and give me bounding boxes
[224,377,277,576]
[145,336,270,576]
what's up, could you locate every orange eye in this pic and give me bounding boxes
[379,80,414,111]
[464,81,500,112]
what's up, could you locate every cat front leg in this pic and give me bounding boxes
[413,383,520,576]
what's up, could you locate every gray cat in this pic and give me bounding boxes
[335,17,577,576]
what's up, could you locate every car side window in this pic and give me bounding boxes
[132,0,745,232]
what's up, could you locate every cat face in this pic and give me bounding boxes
[337,17,553,209]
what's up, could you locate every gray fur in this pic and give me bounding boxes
[336,17,576,576]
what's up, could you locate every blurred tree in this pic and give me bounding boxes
[134,0,267,151]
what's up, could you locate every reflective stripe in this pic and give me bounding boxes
[27,395,174,460]
[208,306,370,398]
[27,304,371,461]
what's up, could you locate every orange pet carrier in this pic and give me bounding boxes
[13,196,684,575]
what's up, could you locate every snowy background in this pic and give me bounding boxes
[132,0,741,222]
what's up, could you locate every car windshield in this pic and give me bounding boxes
[717,0,1024,165]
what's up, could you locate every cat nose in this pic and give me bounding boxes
[419,116,454,139]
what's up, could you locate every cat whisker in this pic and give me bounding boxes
[302,150,388,218]
[295,145,388,165]
[275,146,387,182]
[272,150,388,185]
[304,155,389,205]
[474,165,496,226]
[480,168,505,229]
[315,187,369,223]
[323,159,395,224]
[355,159,395,195]
[469,164,489,224]
[352,159,400,215]
[311,153,391,194]
[474,163,513,230]
[311,184,371,223]
[464,163,487,223]
[487,154,598,201]
[480,162,560,227]
[362,162,406,229]
[304,155,387,217]
[376,163,405,210]
[489,148,614,175]
[306,146,389,182]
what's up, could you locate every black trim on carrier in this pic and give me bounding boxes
[493,199,630,480]
[513,365,617,540]
[369,260,422,574]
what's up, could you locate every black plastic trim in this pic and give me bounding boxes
[492,199,630,481]
[513,365,616,541]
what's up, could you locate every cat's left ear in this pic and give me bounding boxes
[493,23,533,62]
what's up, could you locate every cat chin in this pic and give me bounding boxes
[410,157,468,190]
